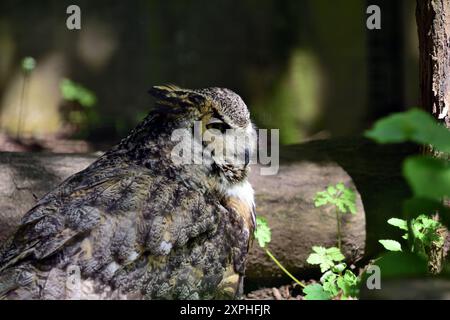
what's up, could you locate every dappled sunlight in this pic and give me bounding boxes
[77,19,118,72]
[251,49,324,144]
[0,53,66,136]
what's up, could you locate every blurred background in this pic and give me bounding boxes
[0,0,419,152]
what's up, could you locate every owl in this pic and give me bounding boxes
[0,86,257,300]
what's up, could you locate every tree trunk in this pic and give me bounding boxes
[416,0,450,273]
[416,0,450,126]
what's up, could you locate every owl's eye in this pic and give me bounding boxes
[206,118,231,134]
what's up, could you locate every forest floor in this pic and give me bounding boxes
[245,284,305,300]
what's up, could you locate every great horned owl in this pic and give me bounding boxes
[0,86,257,300]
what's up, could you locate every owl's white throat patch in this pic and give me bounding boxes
[225,181,255,211]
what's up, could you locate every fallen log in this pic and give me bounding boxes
[0,138,416,288]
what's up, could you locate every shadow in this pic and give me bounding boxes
[280,137,418,259]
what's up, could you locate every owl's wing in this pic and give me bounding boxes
[0,159,155,296]
[0,161,142,269]
[0,158,226,299]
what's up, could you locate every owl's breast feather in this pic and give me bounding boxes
[223,181,256,233]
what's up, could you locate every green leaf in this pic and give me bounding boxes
[337,270,359,298]
[403,197,450,231]
[403,156,450,200]
[387,218,408,231]
[303,283,331,300]
[314,191,332,207]
[314,183,357,214]
[336,183,345,191]
[326,247,345,261]
[60,78,97,108]
[379,240,402,252]
[307,246,345,272]
[320,270,336,284]
[373,252,428,278]
[343,270,358,284]
[254,216,271,248]
[411,215,444,248]
[306,253,324,265]
[365,108,450,153]
[321,271,339,297]
[327,185,337,196]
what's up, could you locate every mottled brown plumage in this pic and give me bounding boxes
[0,86,257,300]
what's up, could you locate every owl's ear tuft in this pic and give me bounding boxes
[148,85,206,107]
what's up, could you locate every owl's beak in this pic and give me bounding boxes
[244,148,250,167]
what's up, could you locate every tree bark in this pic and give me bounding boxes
[417,0,450,126]
[0,138,416,287]
[416,0,450,273]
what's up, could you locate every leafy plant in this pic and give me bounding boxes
[365,109,450,206]
[302,183,360,300]
[366,108,450,274]
[314,183,356,250]
[60,78,97,108]
[314,183,357,214]
[378,239,402,252]
[365,108,450,154]
[303,246,359,300]
[254,216,271,247]
[60,78,99,136]
[380,215,444,259]
[306,246,345,273]
[254,217,306,289]
[254,183,359,300]
[302,283,331,300]
[411,215,445,254]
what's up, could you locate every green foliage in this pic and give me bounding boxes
[304,246,359,299]
[314,183,356,214]
[306,246,345,273]
[387,218,408,231]
[403,198,450,232]
[371,252,428,279]
[378,239,402,252]
[59,78,99,136]
[60,78,97,108]
[303,283,331,300]
[303,183,360,299]
[380,215,444,260]
[314,183,357,251]
[403,156,450,201]
[254,217,271,248]
[21,57,36,73]
[255,184,360,299]
[253,217,306,289]
[365,108,450,154]
[337,270,359,298]
[410,215,445,256]
[366,108,450,277]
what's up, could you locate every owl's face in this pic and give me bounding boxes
[147,85,256,185]
[196,88,257,184]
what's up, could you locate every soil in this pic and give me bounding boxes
[245,281,314,300]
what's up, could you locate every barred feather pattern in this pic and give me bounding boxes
[0,86,255,300]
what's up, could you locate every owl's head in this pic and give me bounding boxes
[149,85,257,185]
